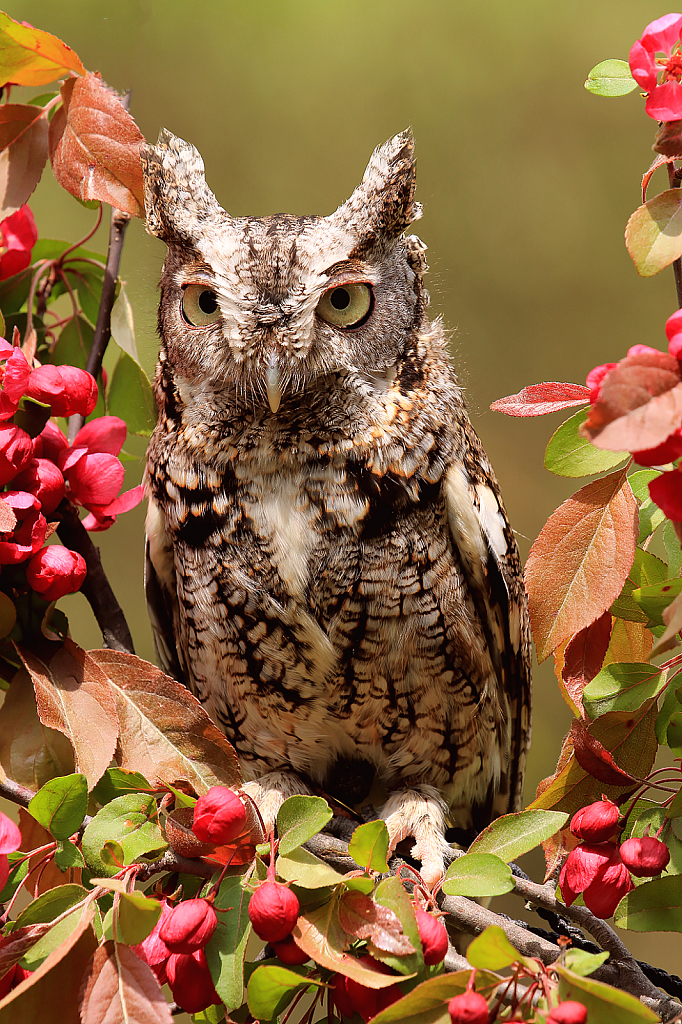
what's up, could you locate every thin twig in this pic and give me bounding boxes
[668,163,682,309]
[0,776,34,809]
[55,499,135,653]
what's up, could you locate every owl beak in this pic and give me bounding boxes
[265,354,282,414]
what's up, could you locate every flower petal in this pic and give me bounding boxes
[629,39,658,92]
[645,81,682,121]
[72,416,127,456]
[641,13,682,55]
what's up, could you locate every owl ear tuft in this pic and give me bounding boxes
[331,129,422,246]
[140,129,228,244]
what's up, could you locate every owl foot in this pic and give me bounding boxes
[381,785,452,889]
[242,771,313,835]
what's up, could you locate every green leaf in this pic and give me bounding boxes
[110,284,138,361]
[16,883,89,969]
[276,795,333,856]
[582,663,666,719]
[545,408,627,477]
[611,549,668,622]
[28,773,88,840]
[247,964,320,1020]
[558,965,659,1021]
[54,838,85,871]
[564,949,609,976]
[668,711,682,755]
[0,851,28,902]
[631,576,682,626]
[81,794,166,876]
[630,470,666,543]
[466,925,526,970]
[343,874,375,893]
[0,267,31,313]
[614,874,682,932]
[277,845,346,888]
[91,767,152,806]
[348,820,390,873]
[106,347,156,435]
[664,518,682,578]
[626,189,682,277]
[370,971,501,1024]
[205,873,253,1009]
[32,240,104,263]
[372,875,424,976]
[655,685,682,744]
[68,268,103,327]
[467,808,568,862]
[584,59,638,97]
[115,892,162,946]
[51,314,93,369]
[442,853,513,897]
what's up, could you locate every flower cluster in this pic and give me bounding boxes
[629,14,682,121]
[559,798,670,918]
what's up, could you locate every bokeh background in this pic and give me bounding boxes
[3,0,681,980]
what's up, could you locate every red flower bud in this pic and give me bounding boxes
[192,786,247,844]
[0,490,46,565]
[271,934,309,965]
[34,421,68,464]
[0,810,22,854]
[650,467,682,522]
[26,364,97,418]
[158,898,218,953]
[13,458,66,514]
[132,898,173,968]
[0,423,33,484]
[585,363,616,403]
[448,990,489,1023]
[248,879,299,942]
[619,836,671,878]
[413,903,448,965]
[166,948,221,1015]
[344,959,402,1023]
[0,205,37,280]
[633,428,682,467]
[333,973,356,1020]
[569,799,620,844]
[561,843,634,918]
[26,545,87,601]
[547,1000,588,1024]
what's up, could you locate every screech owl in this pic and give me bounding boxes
[142,128,531,885]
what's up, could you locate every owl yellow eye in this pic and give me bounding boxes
[181,284,221,327]
[316,282,373,329]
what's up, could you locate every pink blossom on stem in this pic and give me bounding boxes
[13,459,66,514]
[33,421,69,464]
[26,545,87,601]
[0,491,46,565]
[0,423,33,485]
[0,347,32,420]
[0,809,22,891]
[0,205,37,280]
[629,14,682,120]
[25,364,97,418]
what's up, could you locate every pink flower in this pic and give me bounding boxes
[0,423,33,485]
[13,458,66,514]
[649,467,682,520]
[559,842,634,918]
[0,205,37,280]
[166,948,221,1015]
[620,836,671,877]
[158,898,218,954]
[192,786,247,845]
[633,429,682,466]
[570,799,620,844]
[0,346,31,421]
[34,421,69,464]
[666,307,682,359]
[26,546,87,602]
[585,363,616,403]
[629,14,682,121]
[0,490,46,565]
[0,809,22,891]
[25,364,97,418]
[132,898,173,986]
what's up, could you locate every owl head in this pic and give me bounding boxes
[141,129,429,414]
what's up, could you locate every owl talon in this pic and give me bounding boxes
[381,785,452,889]
[241,772,313,835]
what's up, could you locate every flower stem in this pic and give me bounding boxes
[668,162,682,308]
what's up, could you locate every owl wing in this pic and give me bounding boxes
[443,447,532,820]
[144,497,187,687]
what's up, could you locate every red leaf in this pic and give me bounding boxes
[570,719,640,787]
[0,13,85,88]
[0,923,56,980]
[0,104,48,218]
[0,907,96,1020]
[338,891,414,956]
[524,471,638,662]
[79,941,172,1024]
[562,612,612,718]
[49,74,145,218]
[490,382,591,417]
[18,639,119,790]
[582,348,682,451]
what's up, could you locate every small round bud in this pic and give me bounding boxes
[345,971,401,1022]
[166,948,221,1015]
[26,545,87,601]
[619,836,671,878]
[192,786,247,844]
[413,903,448,965]
[248,879,299,942]
[158,898,218,954]
[271,934,309,965]
[547,1000,588,1023]
[448,990,489,1023]
[569,799,619,844]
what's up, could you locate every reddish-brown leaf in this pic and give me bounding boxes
[524,471,638,662]
[0,669,75,791]
[570,719,640,787]
[0,13,85,88]
[0,104,48,218]
[581,348,682,451]
[561,612,612,718]
[0,907,96,1022]
[49,74,145,217]
[0,923,56,980]
[18,640,119,791]
[338,891,414,956]
[642,153,671,200]
[490,382,590,417]
[0,500,16,532]
[79,941,172,1024]
[88,649,242,794]
[294,898,404,988]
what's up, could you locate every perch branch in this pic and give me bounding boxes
[55,499,135,653]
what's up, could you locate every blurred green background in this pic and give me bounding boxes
[3,0,681,979]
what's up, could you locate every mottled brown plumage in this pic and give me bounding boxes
[142,128,531,884]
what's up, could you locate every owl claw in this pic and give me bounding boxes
[241,772,313,835]
[381,785,452,889]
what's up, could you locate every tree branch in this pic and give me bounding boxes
[55,499,135,653]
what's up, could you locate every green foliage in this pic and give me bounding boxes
[584,59,638,97]
[545,408,627,477]
[28,773,88,840]
[582,663,666,718]
[442,854,514,897]
[348,819,390,873]
[81,793,166,876]
[276,795,333,856]
[467,808,568,862]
